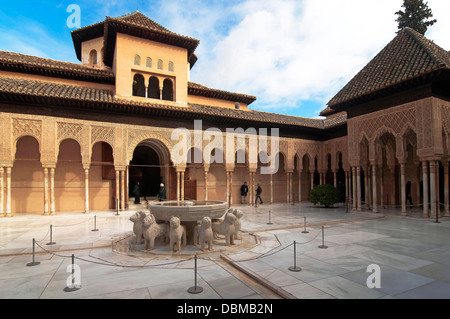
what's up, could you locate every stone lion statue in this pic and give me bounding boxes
[194,216,214,251]
[169,216,186,253]
[129,211,148,244]
[212,211,237,246]
[142,214,169,251]
[232,209,244,240]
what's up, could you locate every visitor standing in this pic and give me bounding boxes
[133,182,141,204]
[240,182,248,204]
[255,184,263,205]
[406,181,413,209]
[158,183,166,201]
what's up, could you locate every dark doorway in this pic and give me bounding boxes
[129,146,161,198]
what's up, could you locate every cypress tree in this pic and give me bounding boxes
[395,0,436,35]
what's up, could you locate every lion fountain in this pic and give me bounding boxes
[129,202,244,253]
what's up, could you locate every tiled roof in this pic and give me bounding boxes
[0,50,115,84]
[328,27,450,110]
[72,11,199,67]
[188,82,257,105]
[0,75,346,130]
[114,11,173,34]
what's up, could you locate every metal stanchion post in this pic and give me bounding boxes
[301,216,309,234]
[46,225,56,245]
[64,254,81,292]
[92,215,99,232]
[115,198,120,216]
[288,241,302,272]
[318,226,328,249]
[27,238,40,267]
[188,255,203,294]
[267,210,273,225]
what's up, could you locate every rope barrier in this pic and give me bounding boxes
[28,215,326,269]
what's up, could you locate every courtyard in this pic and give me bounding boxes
[0,203,449,299]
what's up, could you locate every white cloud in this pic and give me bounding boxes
[190,0,409,114]
[180,0,448,116]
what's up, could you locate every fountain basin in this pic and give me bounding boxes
[148,200,227,222]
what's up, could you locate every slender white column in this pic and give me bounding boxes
[379,165,384,209]
[365,166,370,210]
[0,167,4,216]
[44,168,49,215]
[204,170,208,200]
[229,172,233,205]
[120,170,125,211]
[181,171,185,201]
[176,172,180,203]
[50,168,55,215]
[401,163,407,216]
[286,173,290,203]
[444,162,449,217]
[6,167,11,217]
[423,162,429,218]
[357,166,362,211]
[226,172,230,206]
[298,171,302,203]
[372,165,378,213]
[352,167,357,210]
[430,161,437,219]
[270,173,273,204]
[115,170,120,209]
[84,168,90,214]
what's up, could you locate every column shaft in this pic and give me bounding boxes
[372,165,378,213]
[422,162,429,218]
[401,163,407,216]
[84,168,90,214]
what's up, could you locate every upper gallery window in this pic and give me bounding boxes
[134,55,141,66]
[146,57,152,68]
[168,61,174,72]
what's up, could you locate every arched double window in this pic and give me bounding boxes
[162,79,174,101]
[148,76,160,99]
[132,74,145,97]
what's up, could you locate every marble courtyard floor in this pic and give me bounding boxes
[0,202,449,299]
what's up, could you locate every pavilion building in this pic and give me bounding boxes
[0,11,448,218]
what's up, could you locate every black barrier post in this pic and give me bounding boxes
[318,226,328,249]
[46,225,56,245]
[26,238,40,267]
[92,215,99,232]
[288,241,302,272]
[64,254,80,292]
[301,216,309,234]
[115,198,120,216]
[267,211,273,225]
[188,255,203,294]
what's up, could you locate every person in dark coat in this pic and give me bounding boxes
[240,182,248,204]
[133,182,141,204]
[406,181,413,209]
[255,184,263,205]
[158,183,166,201]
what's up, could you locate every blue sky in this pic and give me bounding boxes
[0,0,448,119]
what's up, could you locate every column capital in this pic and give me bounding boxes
[41,162,57,169]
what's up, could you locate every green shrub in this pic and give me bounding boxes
[309,184,341,208]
